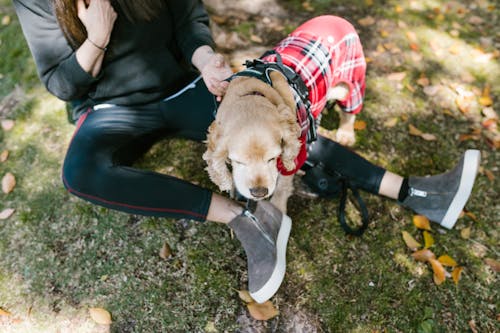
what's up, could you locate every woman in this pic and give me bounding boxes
[13,0,480,303]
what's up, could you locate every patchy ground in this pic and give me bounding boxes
[0,0,498,332]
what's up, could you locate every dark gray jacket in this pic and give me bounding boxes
[13,0,214,116]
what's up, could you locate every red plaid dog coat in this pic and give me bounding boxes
[263,15,367,175]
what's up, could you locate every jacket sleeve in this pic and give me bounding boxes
[168,0,215,66]
[13,0,98,101]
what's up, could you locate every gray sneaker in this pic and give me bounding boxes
[229,201,292,303]
[401,149,481,229]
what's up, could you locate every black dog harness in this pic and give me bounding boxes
[225,50,317,144]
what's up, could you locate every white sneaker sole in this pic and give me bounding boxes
[441,149,481,229]
[250,214,292,303]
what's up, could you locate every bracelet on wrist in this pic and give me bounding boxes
[87,38,107,52]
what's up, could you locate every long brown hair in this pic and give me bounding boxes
[52,0,165,49]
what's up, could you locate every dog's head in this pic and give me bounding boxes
[203,71,301,200]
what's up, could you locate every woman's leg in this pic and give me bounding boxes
[304,134,480,228]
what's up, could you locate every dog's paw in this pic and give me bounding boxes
[335,127,356,146]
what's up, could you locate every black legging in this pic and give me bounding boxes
[62,77,385,221]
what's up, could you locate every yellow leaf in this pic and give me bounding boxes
[238,290,254,303]
[384,117,398,128]
[429,259,446,285]
[460,227,471,239]
[438,255,458,267]
[402,231,421,250]
[2,172,16,194]
[365,0,374,6]
[423,231,434,248]
[413,215,431,230]
[0,308,11,316]
[89,307,112,325]
[1,15,10,26]
[463,210,478,221]
[408,124,423,136]
[452,266,463,285]
[0,150,8,163]
[159,242,172,259]
[0,208,15,220]
[406,31,418,43]
[479,84,493,106]
[354,120,367,130]
[247,301,279,321]
[411,249,436,262]
[395,5,404,13]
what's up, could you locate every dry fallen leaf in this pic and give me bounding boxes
[2,172,16,194]
[438,255,458,267]
[89,307,112,325]
[247,301,279,321]
[159,242,172,259]
[484,258,500,272]
[452,266,464,285]
[423,231,434,249]
[408,124,423,136]
[358,16,375,26]
[402,231,421,250]
[0,150,8,163]
[1,119,15,131]
[0,208,15,220]
[460,226,471,239]
[413,215,431,230]
[479,84,493,106]
[387,71,407,81]
[238,290,255,303]
[429,258,446,285]
[1,15,10,26]
[411,249,436,262]
[354,120,367,130]
[0,308,11,316]
[384,117,398,128]
[483,169,495,181]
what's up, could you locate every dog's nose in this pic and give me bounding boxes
[249,187,268,198]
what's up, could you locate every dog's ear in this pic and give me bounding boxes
[276,103,302,172]
[202,121,233,192]
[269,71,296,112]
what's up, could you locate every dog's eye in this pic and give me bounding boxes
[231,159,245,166]
[267,157,277,163]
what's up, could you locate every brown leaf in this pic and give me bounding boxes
[484,258,500,272]
[463,210,478,222]
[416,76,430,87]
[357,16,375,26]
[0,208,15,220]
[238,290,254,303]
[159,242,172,259]
[2,172,16,194]
[411,249,436,262]
[402,231,421,251]
[429,258,446,285]
[420,133,437,141]
[413,215,431,230]
[438,255,458,267]
[0,150,8,163]
[423,230,434,249]
[452,266,463,285]
[484,169,495,181]
[353,120,367,130]
[0,308,11,316]
[250,34,263,43]
[301,1,314,11]
[89,307,112,325]
[1,119,15,131]
[406,31,418,43]
[247,301,279,321]
[387,71,406,81]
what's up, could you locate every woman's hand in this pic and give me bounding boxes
[77,0,117,49]
[192,46,233,101]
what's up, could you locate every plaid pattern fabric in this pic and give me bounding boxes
[263,16,367,175]
[263,31,366,117]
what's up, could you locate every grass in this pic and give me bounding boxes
[1,0,499,332]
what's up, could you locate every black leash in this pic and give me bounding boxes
[337,179,370,236]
